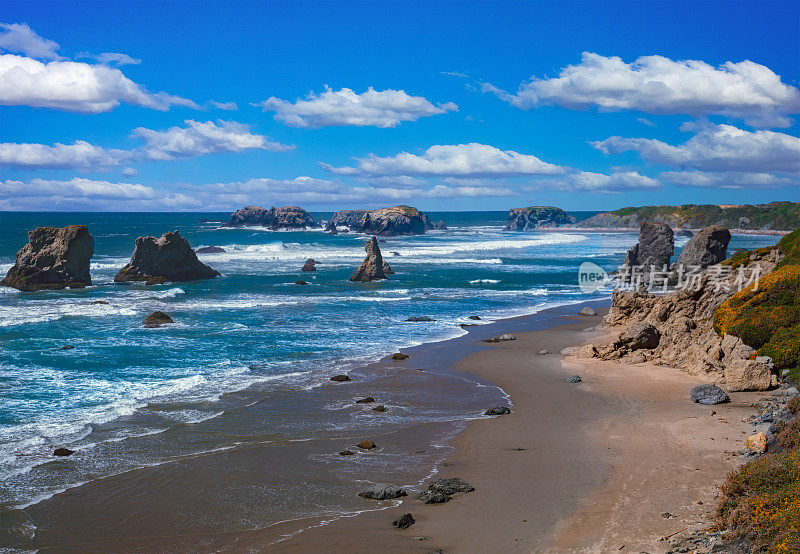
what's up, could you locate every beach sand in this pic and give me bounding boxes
[271,311,763,553]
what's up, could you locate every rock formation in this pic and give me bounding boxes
[301,258,317,271]
[358,484,407,500]
[226,206,318,229]
[115,231,220,284]
[1,225,94,291]
[392,513,415,529]
[196,246,225,254]
[143,311,174,326]
[326,205,441,236]
[382,260,394,275]
[623,221,674,272]
[676,225,731,269]
[350,237,388,282]
[504,206,576,230]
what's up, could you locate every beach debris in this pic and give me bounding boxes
[484,333,516,343]
[567,375,582,383]
[392,353,409,360]
[690,384,730,405]
[350,237,388,282]
[196,246,225,254]
[372,405,387,412]
[339,450,355,456]
[330,374,352,382]
[428,478,475,495]
[357,440,377,450]
[406,316,435,322]
[392,513,415,529]
[359,484,407,500]
[538,349,549,355]
[578,307,598,316]
[745,432,767,453]
[60,344,75,351]
[295,280,308,285]
[469,315,481,320]
[301,258,317,272]
[143,311,174,327]
[356,397,375,404]
[53,448,75,456]
[484,406,512,415]
[1,225,94,291]
[115,230,220,284]
[417,490,451,504]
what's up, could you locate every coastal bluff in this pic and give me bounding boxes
[1,225,94,291]
[115,230,220,284]
[326,205,443,236]
[225,206,318,229]
[504,206,576,230]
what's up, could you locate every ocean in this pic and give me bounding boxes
[0,211,780,538]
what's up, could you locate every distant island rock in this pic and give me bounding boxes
[196,246,226,254]
[504,206,576,230]
[225,206,318,230]
[115,230,220,284]
[1,225,94,291]
[326,205,443,236]
[350,237,388,282]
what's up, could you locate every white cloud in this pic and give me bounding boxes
[0,140,131,169]
[637,117,655,127]
[122,167,138,176]
[0,22,60,59]
[322,143,563,177]
[76,51,142,66]
[661,170,798,189]
[208,100,238,110]
[543,171,661,193]
[487,52,800,127]
[255,86,458,128]
[592,124,800,173]
[133,119,293,160]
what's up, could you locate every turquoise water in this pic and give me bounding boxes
[0,211,780,510]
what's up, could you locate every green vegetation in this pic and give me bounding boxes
[393,205,421,217]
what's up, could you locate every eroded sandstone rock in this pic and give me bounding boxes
[115,231,220,284]
[350,237,388,282]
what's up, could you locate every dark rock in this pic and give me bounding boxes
[326,205,437,236]
[392,513,415,529]
[417,490,451,504]
[301,258,317,272]
[624,221,675,277]
[196,246,226,254]
[356,397,375,403]
[331,374,352,382]
[484,406,512,415]
[143,311,174,326]
[357,440,376,450]
[339,450,355,456]
[427,478,475,495]
[90,300,109,304]
[226,205,318,229]
[53,448,75,456]
[115,231,220,283]
[359,484,407,500]
[372,405,387,412]
[676,225,731,269]
[690,384,731,405]
[60,344,75,351]
[567,375,582,383]
[350,237,388,282]
[390,251,401,256]
[504,207,576,231]
[484,334,516,343]
[1,225,94,291]
[382,260,395,275]
[469,315,481,320]
[613,322,660,351]
[295,280,308,285]
[406,316,435,322]
[391,353,409,360]
[436,220,448,230]
[676,229,694,237]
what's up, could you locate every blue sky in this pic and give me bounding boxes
[1,0,799,211]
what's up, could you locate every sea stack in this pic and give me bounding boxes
[623,221,674,273]
[115,231,220,284]
[676,225,731,269]
[1,225,94,291]
[225,206,318,229]
[326,205,441,236]
[504,207,576,230]
[350,237,388,282]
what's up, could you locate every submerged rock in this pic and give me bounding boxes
[60,344,75,351]
[406,316,434,322]
[339,450,355,456]
[143,311,174,326]
[350,237,388,282]
[504,206,576,230]
[372,405,387,412]
[226,205,318,229]
[53,448,75,456]
[196,246,226,254]
[484,406,511,415]
[1,225,94,291]
[330,374,352,382]
[301,258,317,272]
[676,225,731,269]
[115,231,220,284]
[295,280,308,285]
[359,484,407,500]
[356,397,375,403]
[469,315,481,320]
[392,513,415,529]
[357,440,377,450]
[326,205,437,236]
[391,353,409,360]
[690,384,730,405]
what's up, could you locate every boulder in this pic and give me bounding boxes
[1,225,94,291]
[350,237,388,282]
[612,323,660,352]
[90,300,109,304]
[356,397,375,404]
[115,231,220,284]
[724,359,773,391]
[469,316,481,320]
[358,484,407,500]
[331,374,352,382]
[372,405,387,412]
[143,311,174,326]
[484,334,516,343]
[196,246,226,254]
[53,447,75,456]
[406,316,434,322]
[567,375,582,383]
[690,384,730,405]
[60,344,75,351]
[357,440,376,450]
[417,490,451,504]
[295,280,308,285]
[746,432,767,453]
[392,513,415,529]
[301,258,317,272]
[427,478,475,495]
[484,406,511,415]
[326,205,436,236]
[504,207,576,230]
[226,206,318,229]
[391,353,409,360]
[578,307,598,316]
[339,450,355,456]
[676,225,731,268]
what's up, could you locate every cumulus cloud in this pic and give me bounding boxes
[133,119,293,160]
[0,140,131,169]
[486,52,800,127]
[592,124,800,173]
[542,171,661,193]
[0,22,60,59]
[661,170,798,189]
[322,143,563,177]
[77,51,142,65]
[255,86,458,128]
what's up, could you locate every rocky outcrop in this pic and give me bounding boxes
[358,484,407,500]
[196,246,225,254]
[392,513,415,529]
[301,258,317,272]
[676,225,731,269]
[143,311,174,326]
[350,237,388,282]
[115,231,220,284]
[326,205,440,236]
[226,206,318,229]
[1,225,94,291]
[484,406,511,415]
[504,206,576,230]
[624,221,674,272]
